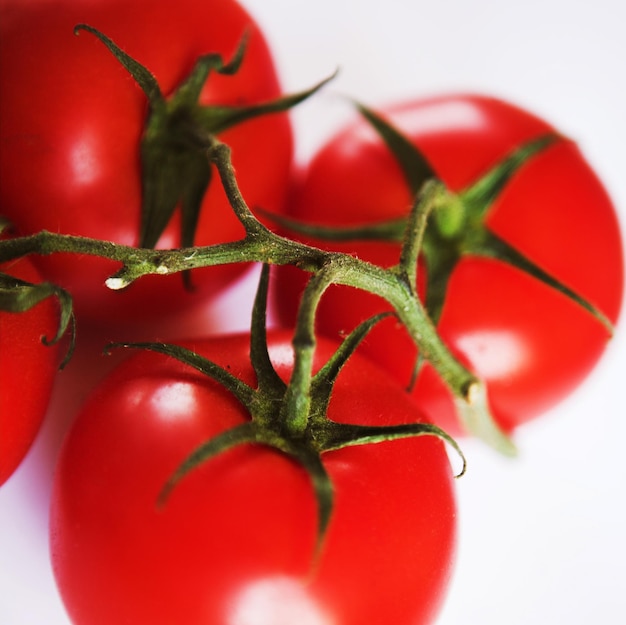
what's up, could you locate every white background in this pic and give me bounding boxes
[1,0,625,623]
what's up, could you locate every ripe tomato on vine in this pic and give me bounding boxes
[50,326,458,625]
[0,0,301,325]
[273,94,623,436]
[0,3,623,624]
[1,232,68,485]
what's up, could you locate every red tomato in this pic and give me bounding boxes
[0,253,61,486]
[273,95,624,436]
[50,330,457,625]
[0,0,293,325]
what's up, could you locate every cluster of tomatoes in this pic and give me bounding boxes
[0,1,623,624]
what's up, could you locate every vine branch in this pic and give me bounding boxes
[0,139,514,452]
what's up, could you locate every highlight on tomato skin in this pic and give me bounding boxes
[49,330,457,625]
[272,93,624,437]
[0,0,295,326]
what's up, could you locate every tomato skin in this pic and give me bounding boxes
[0,254,61,486]
[0,0,293,325]
[50,330,456,625]
[273,95,624,435]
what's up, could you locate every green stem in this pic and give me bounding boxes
[397,179,444,293]
[0,140,484,429]
[280,265,338,435]
[206,141,476,401]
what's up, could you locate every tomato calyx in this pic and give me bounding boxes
[356,103,616,331]
[269,103,614,334]
[74,24,334,284]
[0,273,76,367]
[1,220,76,366]
[109,264,465,556]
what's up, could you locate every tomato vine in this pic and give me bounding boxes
[1,11,622,624]
[0,22,618,502]
[0,132,515,452]
[107,264,465,553]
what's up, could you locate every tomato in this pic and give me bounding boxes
[50,330,457,625]
[0,249,62,486]
[273,95,624,436]
[0,0,293,325]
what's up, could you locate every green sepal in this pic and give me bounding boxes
[354,102,437,194]
[459,134,559,216]
[308,309,467,475]
[356,111,613,335]
[74,24,249,109]
[156,417,335,560]
[75,25,334,281]
[257,207,407,242]
[137,35,253,253]
[416,136,562,325]
[271,106,612,336]
[464,229,614,334]
[249,264,287,395]
[0,273,76,367]
[74,24,163,103]
[318,420,467,477]
[157,421,259,506]
[110,266,463,560]
[196,71,338,136]
[258,103,608,453]
[107,339,256,409]
[310,311,394,417]
[292,447,334,558]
